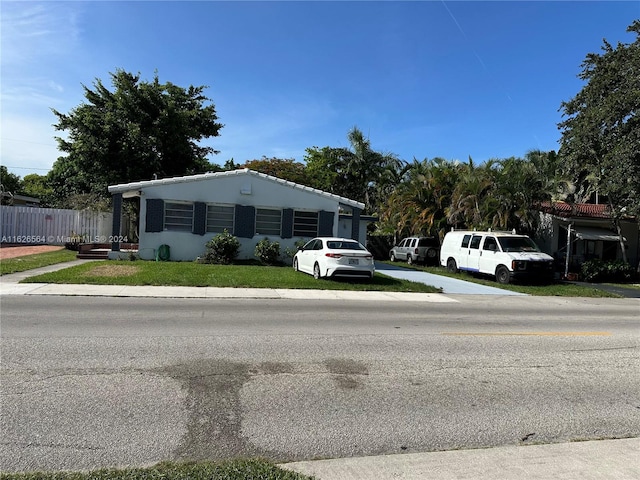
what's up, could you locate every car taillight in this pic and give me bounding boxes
[364,255,373,259]
[325,253,343,258]
[414,248,419,254]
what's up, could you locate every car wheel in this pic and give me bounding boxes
[427,248,437,259]
[390,252,396,262]
[496,265,510,284]
[407,255,413,265]
[293,257,299,271]
[446,258,458,273]
[313,263,321,280]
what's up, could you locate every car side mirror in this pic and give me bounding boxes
[297,246,304,251]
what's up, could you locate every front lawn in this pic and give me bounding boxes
[22,260,441,293]
[0,459,314,480]
[0,249,77,275]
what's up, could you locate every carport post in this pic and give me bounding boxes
[564,223,572,278]
[111,193,122,252]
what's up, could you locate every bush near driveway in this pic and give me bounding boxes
[255,237,281,265]
[580,259,637,283]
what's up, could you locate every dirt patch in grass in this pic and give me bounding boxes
[0,245,64,260]
[86,264,141,277]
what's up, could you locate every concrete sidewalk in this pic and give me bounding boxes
[283,438,640,480]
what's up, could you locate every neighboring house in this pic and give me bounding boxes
[537,201,639,273]
[107,169,367,261]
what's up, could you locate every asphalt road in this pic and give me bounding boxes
[1,295,639,472]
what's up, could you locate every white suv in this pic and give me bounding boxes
[439,230,554,284]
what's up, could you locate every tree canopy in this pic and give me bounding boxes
[558,21,640,217]
[49,69,223,204]
[304,127,401,214]
[242,157,307,185]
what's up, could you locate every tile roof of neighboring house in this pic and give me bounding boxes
[539,201,611,219]
[107,168,365,210]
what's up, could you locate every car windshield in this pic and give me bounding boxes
[498,237,541,252]
[326,241,366,250]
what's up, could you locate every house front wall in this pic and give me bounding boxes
[537,213,639,271]
[134,174,352,261]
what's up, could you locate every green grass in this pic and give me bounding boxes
[22,259,441,293]
[382,261,620,297]
[0,459,314,480]
[0,248,77,275]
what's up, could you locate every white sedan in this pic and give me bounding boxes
[293,237,375,280]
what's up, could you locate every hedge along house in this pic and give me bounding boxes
[107,169,366,261]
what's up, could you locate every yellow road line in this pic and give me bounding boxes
[441,332,611,336]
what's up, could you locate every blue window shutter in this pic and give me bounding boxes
[350,207,361,241]
[318,210,334,236]
[281,208,294,239]
[193,202,206,235]
[145,199,164,232]
[234,205,255,238]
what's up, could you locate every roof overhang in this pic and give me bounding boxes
[570,226,626,242]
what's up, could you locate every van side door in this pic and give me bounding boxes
[466,235,483,272]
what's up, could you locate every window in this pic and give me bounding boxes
[207,204,234,233]
[462,235,471,248]
[256,208,282,236]
[164,202,193,231]
[483,237,498,251]
[293,211,318,237]
[470,235,482,249]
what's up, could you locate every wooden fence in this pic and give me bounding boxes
[0,206,113,245]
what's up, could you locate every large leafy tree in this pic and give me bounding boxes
[558,21,640,262]
[380,158,458,239]
[0,166,22,204]
[242,157,307,185]
[305,127,401,214]
[49,69,223,204]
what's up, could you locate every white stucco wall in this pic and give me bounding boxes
[134,173,349,261]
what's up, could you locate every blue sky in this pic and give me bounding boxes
[1,1,638,179]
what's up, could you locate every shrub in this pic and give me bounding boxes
[283,239,307,262]
[255,237,281,265]
[581,259,635,283]
[203,230,240,264]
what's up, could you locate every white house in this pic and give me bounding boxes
[537,201,639,273]
[107,169,367,261]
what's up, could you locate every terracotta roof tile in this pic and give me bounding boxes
[539,201,611,219]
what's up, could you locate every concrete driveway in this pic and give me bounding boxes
[375,262,525,295]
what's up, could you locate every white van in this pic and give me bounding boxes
[439,230,554,284]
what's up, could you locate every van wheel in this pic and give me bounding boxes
[496,266,510,284]
[446,258,458,273]
[313,263,321,280]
